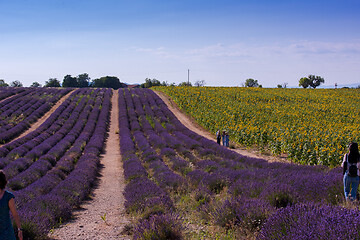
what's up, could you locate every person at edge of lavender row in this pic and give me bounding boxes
[0,170,23,240]
[342,142,360,201]
[221,130,229,147]
[216,129,221,145]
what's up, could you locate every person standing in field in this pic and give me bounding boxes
[222,131,226,146]
[216,129,221,145]
[342,142,360,201]
[225,131,230,147]
[0,170,23,240]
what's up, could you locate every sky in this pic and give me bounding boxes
[0,0,359,87]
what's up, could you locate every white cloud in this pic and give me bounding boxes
[186,43,253,59]
[131,46,178,59]
[288,41,360,55]
[186,40,360,60]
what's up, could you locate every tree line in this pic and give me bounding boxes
[0,74,125,89]
[47,74,126,89]
[0,74,335,89]
[243,75,325,89]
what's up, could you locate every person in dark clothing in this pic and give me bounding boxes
[341,142,360,201]
[222,131,226,146]
[225,131,229,147]
[0,170,23,240]
[216,129,221,145]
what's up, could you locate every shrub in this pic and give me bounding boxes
[133,214,185,240]
[259,203,360,240]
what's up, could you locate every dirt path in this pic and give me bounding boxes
[154,90,288,163]
[49,90,130,240]
[0,93,17,104]
[0,90,75,147]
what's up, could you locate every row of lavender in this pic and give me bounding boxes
[118,88,183,239]
[0,87,72,143]
[119,88,358,239]
[0,87,26,101]
[1,88,111,238]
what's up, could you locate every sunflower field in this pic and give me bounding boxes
[153,86,360,167]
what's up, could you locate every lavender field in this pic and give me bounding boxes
[0,87,359,239]
[0,87,72,144]
[1,88,111,238]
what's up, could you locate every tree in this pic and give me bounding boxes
[299,77,311,88]
[10,80,23,87]
[0,79,9,87]
[140,78,168,88]
[91,76,125,89]
[62,73,90,88]
[194,80,206,87]
[178,81,192,87]
[244,78,259,87]
[308,75,325,89]
[62,75,78,87]
[299,75,325,89]
[77,73,90,88]
[44,78,61,87]
[30,82,42,87]
[278,82,288,88]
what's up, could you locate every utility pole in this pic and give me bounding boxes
[187,69,190,85]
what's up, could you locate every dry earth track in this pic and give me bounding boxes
[48,90,130,240]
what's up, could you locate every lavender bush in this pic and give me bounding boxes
[259,203,360,240]
[133,213,185,240]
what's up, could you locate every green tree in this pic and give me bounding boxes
[299,75,325,89]
[62,75,78,87]
[178,81,192,87]
[244,78,259,87]
[10,80,23,87]
[140,78,168,88]
[91,76,124,89]
[62,73,90,88]
[77,73,90,88]
[0,79,9,87]
[30,82,42,87]
[277,84,283,88]
[44,78,61,87]
[308,75,325,89]
[299,77,311,88]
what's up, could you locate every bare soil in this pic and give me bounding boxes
[154,90,289,163]
[48,90,130,240]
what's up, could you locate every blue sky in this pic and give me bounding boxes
[0,0,359,87]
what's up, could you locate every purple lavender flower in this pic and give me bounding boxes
[133,213,185,240]
[259,203,360,240]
